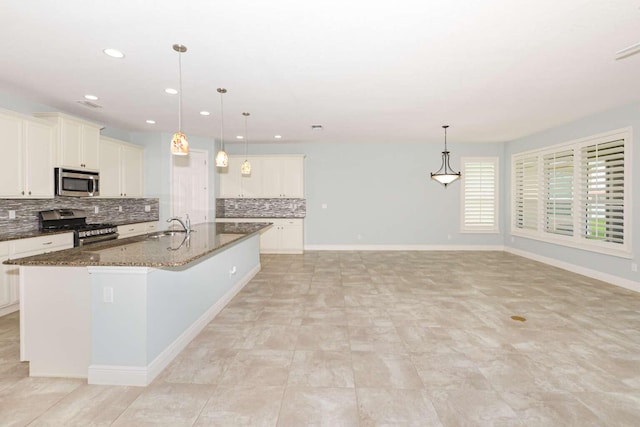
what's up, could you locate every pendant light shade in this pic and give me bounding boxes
[171,44,189,156]
[430,125,461,187]
[240,112,252,176]
[215,88,229,167]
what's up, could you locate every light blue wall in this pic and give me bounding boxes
[504,102,640,282]
[222,141,505,246]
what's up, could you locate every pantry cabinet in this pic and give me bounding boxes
[0,233,74,317]
[219,155,304,198]
[34,112,101,170]
[0,110,54,198]
[99,137,144,198]
[216,217,304,254]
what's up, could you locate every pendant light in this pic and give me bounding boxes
[170,44,189,156]
[240,112,252,175]
[430,125,461,187]
[215,88,229,167]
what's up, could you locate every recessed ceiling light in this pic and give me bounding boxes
[84,94,99,101]
[165,88,178,95]
[200,111,210,116]
[146,120,156,124]
[236,135,244,140]
[274,135,282,139]
[103,48,125,59]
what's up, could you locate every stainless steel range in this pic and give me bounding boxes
[39,209,118,247]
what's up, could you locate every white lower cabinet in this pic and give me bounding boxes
[1,233,74,317]
[216,218,304,254]
[117,221,158,239]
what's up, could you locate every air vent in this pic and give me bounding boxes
[311,124,323,131]
[76,100,103,109]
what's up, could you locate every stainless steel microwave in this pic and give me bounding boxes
[55,168,100,197]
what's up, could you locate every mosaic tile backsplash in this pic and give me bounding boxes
[0,197,159,235]
[216,198,306,218]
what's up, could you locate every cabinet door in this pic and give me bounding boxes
[60,119,82,168]
[121,145,143,197]
[280,220,304,252]
[23,120,54,198]
[240,157,262,198]
[0,243,11,309]
[259,222,279,252]
[82,125,100,170]
[219,157,244,198]
[281,157,304,198]
[98,139,121,197]
[261,158,282,197]
[0,113,24,197]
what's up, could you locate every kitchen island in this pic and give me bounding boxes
[5,222,270,386]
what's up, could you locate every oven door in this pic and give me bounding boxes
[77,233,119,247]
[56,168,100,197]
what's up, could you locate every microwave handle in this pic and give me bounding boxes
[88,176,96,196]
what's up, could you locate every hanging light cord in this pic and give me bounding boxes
[178,50,183,133]
[244,112,250,157]
[219,90,225,150]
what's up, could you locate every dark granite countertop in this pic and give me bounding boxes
[4,222,271,268]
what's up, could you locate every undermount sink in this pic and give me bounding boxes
[146,230,186,239]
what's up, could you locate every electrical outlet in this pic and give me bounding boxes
[94,206,99,214]
[145,205,151,212]
[103,287,114,303]
[321,203,327,209]
[632,263,638,272]
[447,234,452,240]
[118,206,123,212]
[356,234,363,240]
[8,210,16,219]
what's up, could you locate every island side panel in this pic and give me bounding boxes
[88,234,260,386]
[146,235,261,364]
[20,266,91,378]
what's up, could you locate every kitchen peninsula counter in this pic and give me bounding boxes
[6,222,271,267]
[12,222,268,387]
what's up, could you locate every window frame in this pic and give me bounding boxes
[510,127,632,258]
[460,156,500,234]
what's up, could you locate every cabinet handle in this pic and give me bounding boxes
[21,191,24,195]
[42,242,53,246]
[28,191,31,195]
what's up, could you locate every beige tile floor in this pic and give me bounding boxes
[1,251,639,426]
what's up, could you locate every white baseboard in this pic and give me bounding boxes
[505,247,640,293]
[88,263,261,386]
[304,244,506,251]
[0,302,18,318]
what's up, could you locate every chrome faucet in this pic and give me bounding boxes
[166,214,191,234]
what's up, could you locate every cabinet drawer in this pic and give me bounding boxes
[11,233,74,257]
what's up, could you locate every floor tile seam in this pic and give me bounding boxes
[24,380,86,426]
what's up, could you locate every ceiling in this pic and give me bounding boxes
[1,0,639,145]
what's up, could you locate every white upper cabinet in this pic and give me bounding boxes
[219,155,304,198]
[34,112,101,170]
[0,110,54,198]
[98,136,144,198]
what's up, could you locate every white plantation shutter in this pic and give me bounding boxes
[514,155,538,231]
[461,158,498,232]
[580,139,625,244]
[511,128,630,257]
[543,149,573,236]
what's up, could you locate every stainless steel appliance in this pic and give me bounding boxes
[39,209,118,247]
[55,168,100,197]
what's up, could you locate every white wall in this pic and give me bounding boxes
[503,102,640,285]
[222,140,505,248]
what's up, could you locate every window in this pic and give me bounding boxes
[511,128,630,257]
[461,157,499,233]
